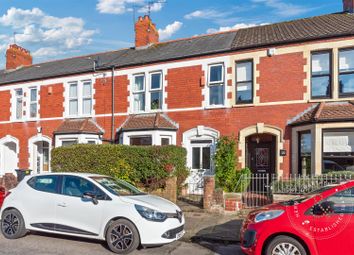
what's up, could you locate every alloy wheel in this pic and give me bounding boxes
[272,242,301,255]
[1,213,20,237]
[109,224,134,251]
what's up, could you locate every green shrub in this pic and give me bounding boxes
[232,167,252,192]
[51,144,189,190]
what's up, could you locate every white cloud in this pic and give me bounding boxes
[158,21,183,40]
[97,0,164,15]
[207,22,268,34]
[251,0,314,17]
[0,7,96,60]
[184,9,228,20]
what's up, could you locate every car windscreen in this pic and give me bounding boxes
[91,177,145,196]
[280,185,336,206]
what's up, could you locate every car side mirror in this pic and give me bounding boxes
[82,192,98,205]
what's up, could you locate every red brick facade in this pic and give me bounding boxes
[39,83,64,118]
[257,52,307,103]
[166,65,204,108]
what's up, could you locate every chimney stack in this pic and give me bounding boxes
[135,15,159,48]
[6,44,33,70]
[343,0,354,13]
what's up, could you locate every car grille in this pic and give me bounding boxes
[162,225,184,239]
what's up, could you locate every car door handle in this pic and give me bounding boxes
[57,202,67,207]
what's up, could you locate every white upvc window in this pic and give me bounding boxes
[29,87,38,119]
[208,63,225,106]
[131,71,163,113]
[15,89,23,120]
[55,134,101,147]
[150,72,163,110]
[133,74,146,112]
[67,80,93,117]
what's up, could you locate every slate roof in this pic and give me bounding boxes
[118,113,178,132]
[1,12,354,85]
[289,101,354,126]
[54,118,104,135]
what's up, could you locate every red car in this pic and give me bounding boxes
[0,187,5,209]
[241,180,354,255]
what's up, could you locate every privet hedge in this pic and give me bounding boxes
[51,144,189,190]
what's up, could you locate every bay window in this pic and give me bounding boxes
[133,74,145,112]
[339,48,354,97]
[29,87,38,119]
[208,64,224,106]
[299,132,312,175]
[67,80,92,116]
[323,130,354,173]
[311,51,332,98]
[130,136,152,146]
[236,60,253,104]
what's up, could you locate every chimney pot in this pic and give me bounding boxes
[6,44,32,70]
[343,0,354,13]
[135,15,159,48]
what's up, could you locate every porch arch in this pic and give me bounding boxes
[28,134,52,174]
[0,135,20,175]
[238,124,284,176]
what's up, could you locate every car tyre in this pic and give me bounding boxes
[106,219,140,254]
[1,209,27,239]
[265,235,307,255]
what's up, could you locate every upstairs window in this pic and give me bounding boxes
[236,61,253,104]
[208,64,224,106]
[68,80,92,116]
[339,48,354,97]
[133,74,145,112]
[311,51,332,99]
[150,72,162,110]
[131,71,163,113]
[15,89,23,120]
[29,87,38,119]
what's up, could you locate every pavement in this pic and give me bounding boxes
[0,204,245,254]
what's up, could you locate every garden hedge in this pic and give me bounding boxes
[51,144,189,190]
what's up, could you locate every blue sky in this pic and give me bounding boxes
[0,0,343,68]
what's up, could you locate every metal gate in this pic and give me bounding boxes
[236,173,273,208]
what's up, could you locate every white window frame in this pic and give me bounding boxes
[149,71,163,111]
[207,63,225,106]
[131,71,164,113]
[132,74,146,113]
[14,88,24,120]
[121,130,176,146]
[66,80,93,117]
[55,134,102,147]
[28,87,39,119]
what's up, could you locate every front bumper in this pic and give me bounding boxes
[241,229,257,255]
[139,216,185,245]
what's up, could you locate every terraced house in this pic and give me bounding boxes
[0,0,354,193]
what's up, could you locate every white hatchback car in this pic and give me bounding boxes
[0,173,185,254]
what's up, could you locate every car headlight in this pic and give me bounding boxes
[255,210,284,223]
[135,205,167,222]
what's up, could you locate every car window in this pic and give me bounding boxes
[28,175,59,194]
[317,187,354,214]
[62,176,107,200]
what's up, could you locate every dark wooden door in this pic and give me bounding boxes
[248,142,275,175]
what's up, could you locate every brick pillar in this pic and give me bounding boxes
[2,174,17,191]
[165,176,177,203]
[203,176,215,210]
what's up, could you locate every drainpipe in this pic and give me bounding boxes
[111,66,115,144]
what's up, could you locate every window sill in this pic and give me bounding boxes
[308,97,354,103]
[232,103,255,108]
[204,105,227,110]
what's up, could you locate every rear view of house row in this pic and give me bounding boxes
[0,0,354,193]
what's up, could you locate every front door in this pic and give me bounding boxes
[34,141,50,174]
[247,140,275,175]
[187,140,212,194]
